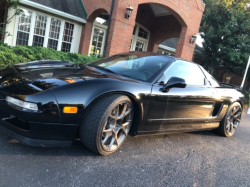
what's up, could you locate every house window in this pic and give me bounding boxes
[33,13,47,47]
[135,41,145,51]
[138,27,148,39]
[61,22,74,52]
[16,10,32,46]
[47,18,61,50]
[15,8,75,52]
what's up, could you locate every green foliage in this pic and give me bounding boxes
[0,0,23,36]
[200,0,250,79]
[0,43,100,69]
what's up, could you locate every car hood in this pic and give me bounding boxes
[0,61,140,96]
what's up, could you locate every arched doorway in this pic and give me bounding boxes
[134,3,183,53]
[79,8,110,56]
[89,13,109,56]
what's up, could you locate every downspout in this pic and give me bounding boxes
[103,0,115,57]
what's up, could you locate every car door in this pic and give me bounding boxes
[146,60,218,132]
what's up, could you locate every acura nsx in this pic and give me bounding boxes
[0,52,248,155]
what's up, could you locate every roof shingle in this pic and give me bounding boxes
[29,0,86,19]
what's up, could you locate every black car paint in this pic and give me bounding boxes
[0,53,248,147]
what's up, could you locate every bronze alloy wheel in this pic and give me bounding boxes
[80,94,134,155]
[101,100,133,151]
[225,104,242,136]
[215,102,242,137]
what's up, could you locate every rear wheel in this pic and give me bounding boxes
[215,102,242,137]
[80,94,133,155]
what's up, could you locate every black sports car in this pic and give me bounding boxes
[0,52,249,155]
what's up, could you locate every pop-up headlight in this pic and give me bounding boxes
[6,96,38,111]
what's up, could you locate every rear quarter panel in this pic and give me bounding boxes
[222,88,249,117]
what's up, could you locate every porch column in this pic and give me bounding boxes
[175,26,196,61]
[105,1,138,57]
[152,44,159,53]
[78,21,93,55]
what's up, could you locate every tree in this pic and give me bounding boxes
[0,0,22,39]
[200,0,250,80]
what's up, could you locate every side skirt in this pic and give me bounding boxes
[136,122,220,136]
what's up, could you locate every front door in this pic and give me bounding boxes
[130,24,149,52]
[146,60,217,132]
[89,26,106,56]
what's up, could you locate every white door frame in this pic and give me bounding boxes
[130,23,150,51]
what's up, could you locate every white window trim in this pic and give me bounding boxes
[62,22,75,52]
[44,16,51,48]
[130,23,150,52]
[13,6,76,53]
[88,22,108,56]
[15,9,33,46]
[57,20,64,51]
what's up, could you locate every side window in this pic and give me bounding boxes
[199,66,220,87]
[160,61,205,86]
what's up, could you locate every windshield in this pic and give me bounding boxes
[90,53,174,82]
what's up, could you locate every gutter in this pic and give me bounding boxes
[103,0,115,57]
[19,0,86,23]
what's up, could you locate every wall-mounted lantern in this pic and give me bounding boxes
[125,5,133,19]
[190,34,197,44]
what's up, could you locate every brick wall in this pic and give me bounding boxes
[80,0,205,61]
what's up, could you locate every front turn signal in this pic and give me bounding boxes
[63,107,78,113]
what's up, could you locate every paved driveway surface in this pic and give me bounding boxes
[0,115,250,187]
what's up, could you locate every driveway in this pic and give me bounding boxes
[0,115,250,187]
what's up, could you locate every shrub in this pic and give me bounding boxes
[0,43,100,69]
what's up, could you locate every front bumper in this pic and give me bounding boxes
[0,100,78,147]
[0,124,72,147]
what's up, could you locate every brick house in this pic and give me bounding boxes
[158,38,204,64]
[1,0,205,62]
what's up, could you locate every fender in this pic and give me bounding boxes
[51,78,153,132]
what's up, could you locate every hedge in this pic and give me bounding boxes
[0,42,100,69]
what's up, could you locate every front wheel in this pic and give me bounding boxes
[215,102,242,137]
[80,94,134,155]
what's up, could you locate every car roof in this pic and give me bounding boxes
[111,51,199,65]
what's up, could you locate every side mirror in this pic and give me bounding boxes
[160,77,187,92]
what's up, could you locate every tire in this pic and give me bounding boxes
[215,102,242,137]
[80,94,134,155]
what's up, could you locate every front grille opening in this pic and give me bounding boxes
[4,117,30,131]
